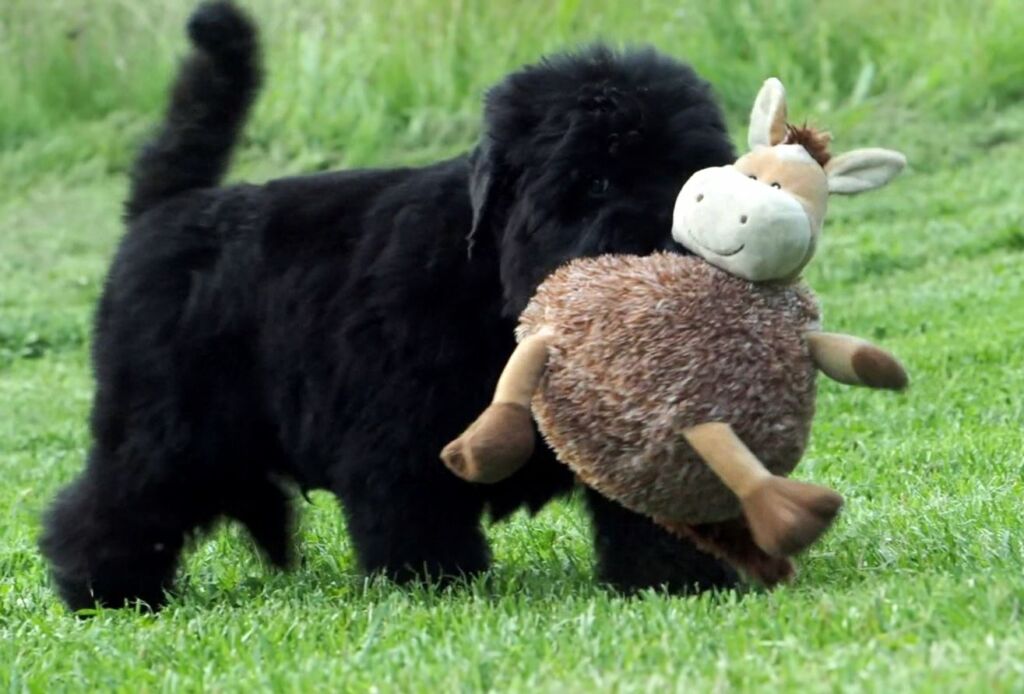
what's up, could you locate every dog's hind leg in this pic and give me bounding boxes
[39,447,211,612]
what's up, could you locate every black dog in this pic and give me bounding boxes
[40,1,739,610]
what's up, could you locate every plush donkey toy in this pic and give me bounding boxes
[441,78,908,585]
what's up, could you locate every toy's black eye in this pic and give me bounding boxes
[587,177,610,198]
[748,174,757,180]
[771,182,781,189]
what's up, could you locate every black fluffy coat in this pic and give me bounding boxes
[40,1,738,610]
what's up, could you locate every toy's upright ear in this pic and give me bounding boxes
[748,77,788,149]
[824,148,907,194]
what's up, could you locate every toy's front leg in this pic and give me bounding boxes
[806,331,908,390]
[440,329,553,483]
[683,422,843,557]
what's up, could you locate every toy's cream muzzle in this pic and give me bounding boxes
[672,166,814,282]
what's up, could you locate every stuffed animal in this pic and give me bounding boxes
[440,78,909,585]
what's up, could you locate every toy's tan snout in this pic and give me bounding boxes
[673,166,813,282]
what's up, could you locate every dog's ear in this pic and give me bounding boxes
[467,140,498,258]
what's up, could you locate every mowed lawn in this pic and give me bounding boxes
[1,0,1022,691]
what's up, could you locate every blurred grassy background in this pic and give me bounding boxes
[1,1,1023,691]
[1,0,1021,185]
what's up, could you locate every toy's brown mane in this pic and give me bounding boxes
[784,123,832,167]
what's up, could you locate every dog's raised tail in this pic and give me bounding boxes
[125,1,261,220]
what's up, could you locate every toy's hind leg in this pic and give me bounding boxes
[39,447,210,611]
[682,422,843,557]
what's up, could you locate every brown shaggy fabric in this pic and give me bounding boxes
[518,253,821,526]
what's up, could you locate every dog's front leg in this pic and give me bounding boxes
[331,449,492,586]
[583,487,740,595]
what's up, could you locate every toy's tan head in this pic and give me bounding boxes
[672,78,907,282]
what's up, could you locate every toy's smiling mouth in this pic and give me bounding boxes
[687,227,744,257]
[713,243,745,257]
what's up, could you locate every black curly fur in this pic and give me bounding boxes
[40,0,739,611]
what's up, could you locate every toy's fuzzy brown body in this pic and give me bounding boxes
[518,252,821,525]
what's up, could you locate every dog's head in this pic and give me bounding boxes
[468,44,735,316]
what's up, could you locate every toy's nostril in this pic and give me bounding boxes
[696,193,704,202]
[740,215,748,224]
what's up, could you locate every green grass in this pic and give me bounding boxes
[2,0,1023,691]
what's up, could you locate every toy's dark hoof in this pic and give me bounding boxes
[743,477,843,557]
[441,403,535,483]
